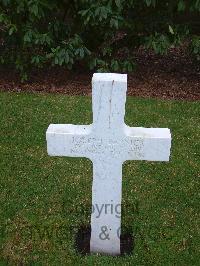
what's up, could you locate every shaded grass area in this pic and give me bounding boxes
[0,91,199,265]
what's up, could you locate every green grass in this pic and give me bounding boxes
[0,91,199,265]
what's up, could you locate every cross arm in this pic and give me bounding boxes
[46,124,92,157]
[124,126,171,161]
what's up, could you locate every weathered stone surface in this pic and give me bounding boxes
[46,73,171,255]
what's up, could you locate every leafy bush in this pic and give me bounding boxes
[190,36,200,60]
[0,0,199,80]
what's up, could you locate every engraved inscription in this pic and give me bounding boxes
[128,138,144,158]
[70,136,144,159]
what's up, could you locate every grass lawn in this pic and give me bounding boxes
[0,91,199,265]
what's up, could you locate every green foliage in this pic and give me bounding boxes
[0,0,199,80]
[190,36,200,60]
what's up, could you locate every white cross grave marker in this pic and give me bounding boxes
[46,73,171,255]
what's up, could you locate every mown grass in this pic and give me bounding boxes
[0,91,199,265]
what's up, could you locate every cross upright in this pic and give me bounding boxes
[46,73,171,255]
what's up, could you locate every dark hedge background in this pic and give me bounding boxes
[0,0,199,80]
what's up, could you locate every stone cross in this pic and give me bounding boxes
[46,73,171,255]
